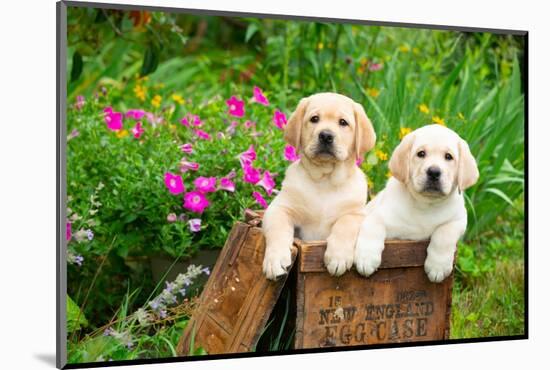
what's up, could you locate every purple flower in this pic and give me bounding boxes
[226,96,245,117]
[273,110,287,129]
[219,177,235,192]
[188,218,202,232]
[284,145,300,162]
[180,143,193,154]
[126,109,146,120]
[167,213,177,223]
[252,86,269,106]
[257,171,276,196]
[252,191,268,209]
[202,267,211,276]
[86,229,94,241]
[194,177,217,193]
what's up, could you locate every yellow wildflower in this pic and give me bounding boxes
[133,85,146,101]
[366,87,380,98]
[432,116,446,126]
[360,57,368,67]
[412,47,420,55]
[169,124,177,131]
[172,94,185,105]
[418,103,430,114]
[399,127,412,140]
[386,170,392,178]
[151,94,162,108]
[458,112,465,120]
[317,42,324,50]
[116,129,129,138]
[399,44,410,53]
[375,149,388,161]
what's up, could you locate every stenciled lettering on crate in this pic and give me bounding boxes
[294,241,453,348]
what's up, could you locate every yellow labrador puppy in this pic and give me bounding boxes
[262,92,376,280]
[354,124,479,282]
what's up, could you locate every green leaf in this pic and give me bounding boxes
[245,23,259,43]
[67,295,88,333]
[70,51,83,82]
[141,45,160,77]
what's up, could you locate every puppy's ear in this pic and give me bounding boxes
[353,103,376,161]
[284,98,309,150]
[389,132,415,183]
[457,139,479,192]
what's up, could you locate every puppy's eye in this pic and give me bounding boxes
[310,115,320,123]
[417,150,426,158]
[445,153,453,161]
[339,119,349,127]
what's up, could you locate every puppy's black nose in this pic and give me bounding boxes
[319,130,334,145]
[427,166,441,181]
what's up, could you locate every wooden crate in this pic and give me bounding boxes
[294,239,453,348]
[176,211,297,355]
[177,210,454,354]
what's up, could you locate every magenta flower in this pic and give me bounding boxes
[219,177,236,192]
[180,116,190,127]
[194,177,217,193]
[180,143,193,154]
[252,191,268,209]
[188,218,202,233]
[243,164,261,184]
[183,191,210,213]
[239,145,257,168]
[244,120,256,129]
[131,122,144,139]
[126,109,146,120]
[104,107,123,131]
[356,157,364,166]
[66,222,72,241]
[164,172,185,195]
[273,110,287,129]
[75,95,85,110]
[167,213,177,223]
[284,145,300,162]
[226,96,245,117]
[257,171,276,196]
[252,86,269,106]
[180,159,200,172]
[195,129,211,140]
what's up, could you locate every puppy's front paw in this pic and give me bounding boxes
[324,247,353,277]
[424,253,453,283]
[262,248,292,281]
[354,242,383,277]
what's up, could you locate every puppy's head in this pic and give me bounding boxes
[284,92,376,164]
[389,124,479,198]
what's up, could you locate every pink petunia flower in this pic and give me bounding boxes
[252,191,268,209]
[243,164,261,184]
[257,171,276,196]
[356,157,364,166]
[188,218,202,232]
[126,109,146,120]
[164,172,185,195]
[75,95,85,110]
[226,96,245,117]
[244,120,256,129]
[368,62,383,72]
[180,143,193,154]
[131,122,144,138]
[252,86,269,106]
[104,108,123,131]
[284,145,300,162]
[226,169,237,179]
[66,222,72,241]
[194,177,217,193]
[273,110,287,129]
[167,213,177,223]
[180,159,200,172]
[239,145,257,168]
[219,177,235,192]
[183,191,210,213]
[195,129,211,140]
[180,117,190,127]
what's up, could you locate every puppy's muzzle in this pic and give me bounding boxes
[318,130,334,146]
[424,166,443,192]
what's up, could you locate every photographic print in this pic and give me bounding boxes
[58,1,526,367]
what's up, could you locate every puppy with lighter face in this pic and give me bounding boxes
[262,92,376,280]
[354,124,479,283]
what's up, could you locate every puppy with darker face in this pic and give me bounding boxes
[262,92,376,280]
[354,124,479,282]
